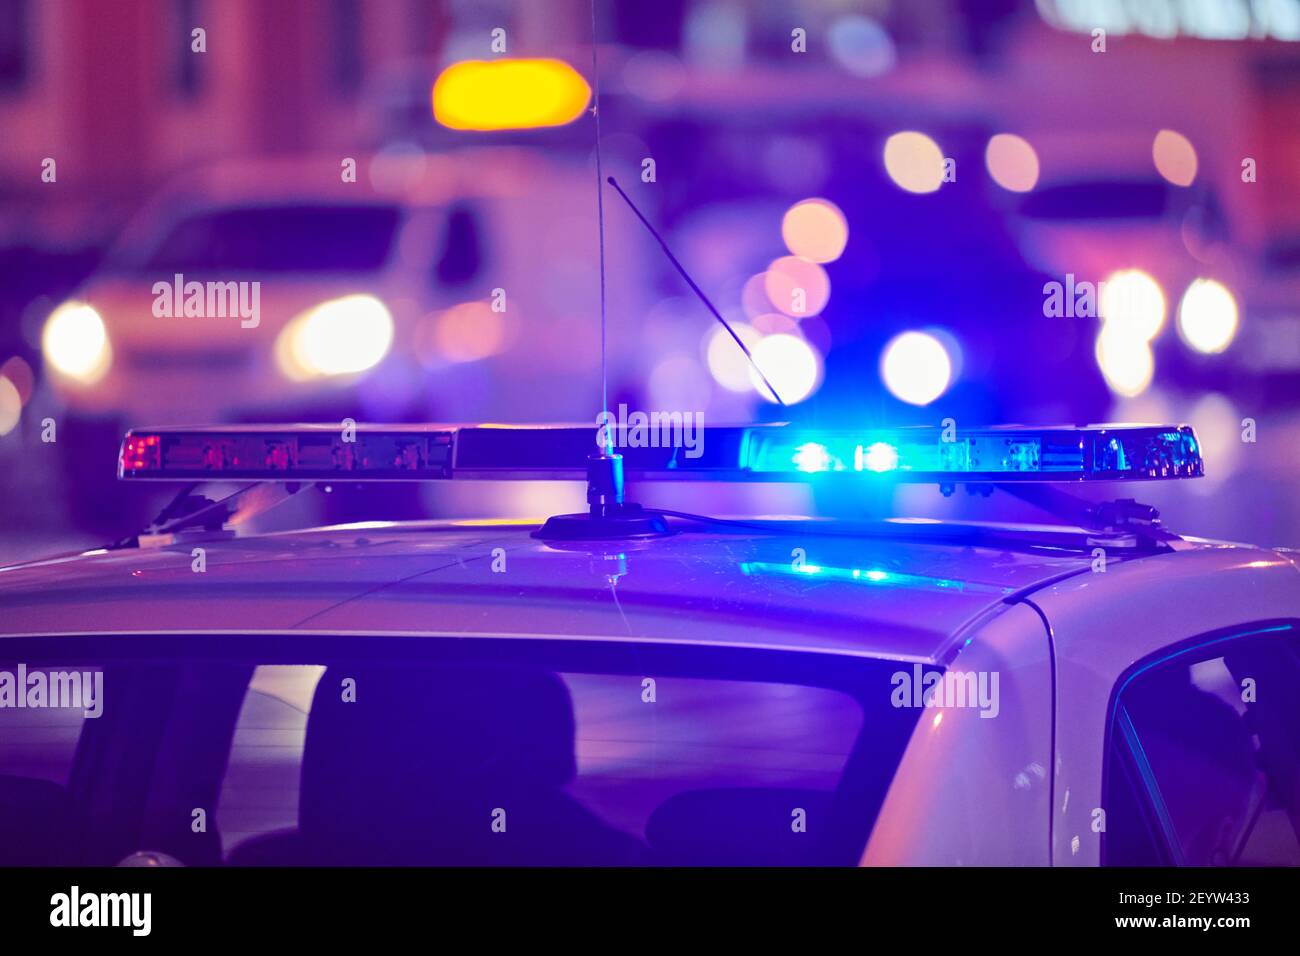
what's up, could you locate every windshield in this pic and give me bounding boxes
[124,204,403,274]
[0,634,925,867]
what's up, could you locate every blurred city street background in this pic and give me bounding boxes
[2,0,1300,564]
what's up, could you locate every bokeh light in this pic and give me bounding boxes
[984,133,1040,192]
[763,255,831,317]
[750,333,822,404]
[1095,327,1154,397]
[0,376,20,436]
[880,331,952,406]
[42,301,111,383]
[432,59,591,131]
[1177,278,1238,354]
[828,15,896,77]
[1101,269,1166,341]
[0,356,34,405]
[283,295,394,377]
[431,301,507,363]
[1153,129,1198,187]
[704,323,763,393]
[883,131,945,194]
[781,198,849,263]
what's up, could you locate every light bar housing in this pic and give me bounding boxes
[118,423,1203,483]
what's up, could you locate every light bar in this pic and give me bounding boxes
[118,423,1203,483]
[745,424,1203,482]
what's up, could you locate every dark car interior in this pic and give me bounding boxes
[0,635,916,867]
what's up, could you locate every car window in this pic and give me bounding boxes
[0,637,922,867]
[0,665,100,785]
[1103,625,1300,866]
[127,204,403,273]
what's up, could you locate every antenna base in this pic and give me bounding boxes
[533,503,671,541]
[535,452,671,539]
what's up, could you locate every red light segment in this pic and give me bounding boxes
[120,434,161,472]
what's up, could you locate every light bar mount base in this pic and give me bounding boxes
[995,484,1185,550]
[534,453,672,540]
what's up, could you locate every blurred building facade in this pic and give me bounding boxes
[0,0,457,244]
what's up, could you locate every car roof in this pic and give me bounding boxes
[101,150,561,267]
[128,151,549,211]
[0,520,1250,665]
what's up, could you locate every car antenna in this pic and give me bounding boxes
[536,0,671,540]
[604,175,787,407]
[591,0,612,453]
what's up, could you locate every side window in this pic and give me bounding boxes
[1103,625,1300,866]
[215,663,869,865]
[0,664,102,786]
[216,665,323,856]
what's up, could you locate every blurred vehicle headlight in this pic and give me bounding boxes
[1177,278,1238,354]
[1101,269,1165,341]
[42,301,111,384]
[278,295,394,380]
[1095,326,1154,398]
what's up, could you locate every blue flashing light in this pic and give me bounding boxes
[746,424,1202,483]
[792,442,833,473]
[859,442,900,473]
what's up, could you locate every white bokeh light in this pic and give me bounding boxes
[1101,269,1166,341]
[704,323,763,393]
[749,334,822,404]
[42,301,111,383]
[1177,278,1238,354]
[880,331,952,406]
[289,295,394,377]
[1095,327,1154,398]
[883,132,945,194]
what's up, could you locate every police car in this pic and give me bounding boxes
[0,421,1296,868]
